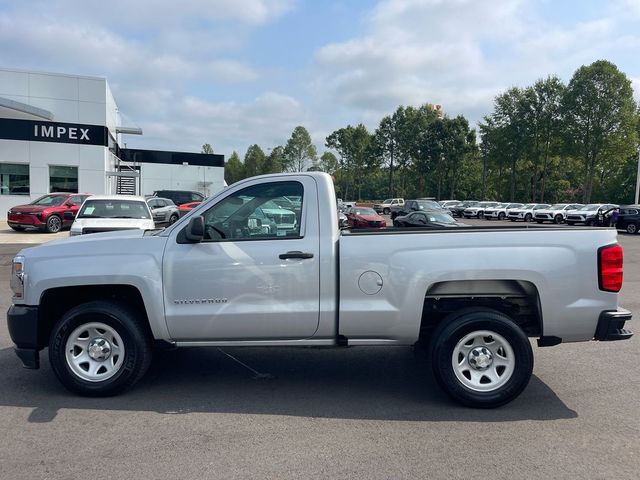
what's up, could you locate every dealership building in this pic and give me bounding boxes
[0,68,225,218]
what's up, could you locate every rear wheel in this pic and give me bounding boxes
[429,309,533,408]
[626,223,638,234]
[49,301,152,396]
[44,215,62,233]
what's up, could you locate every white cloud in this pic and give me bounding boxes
[313,0,640,130]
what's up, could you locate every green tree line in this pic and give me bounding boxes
[223,60,639,203]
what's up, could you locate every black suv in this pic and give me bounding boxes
[390,199,444,220]
[617,205,640,234]
[152,190,205,206]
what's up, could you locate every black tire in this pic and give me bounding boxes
[566,221,575,226]
[9,225,25,231]
[44,215,62,233]
[169,214,179,225]
[478,212,484,219]
[626,223,638,234]
[498,212,505,220]
[49,301,152,396]
[554,214,563,224]
[429,308,533,408]
[383,208,390,215]
[524,213,532,222]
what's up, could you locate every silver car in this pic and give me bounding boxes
[147,197,180,225]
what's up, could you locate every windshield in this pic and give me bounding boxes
[424,212,456,223]
[352,208,377,216]
[417,200,440,209]
[580,204,601,211]
[382,199,392,204]
[78,199,151,219]
[30,194,66,206]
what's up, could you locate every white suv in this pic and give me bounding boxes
[373,198,404,215]
[534,204,583,224]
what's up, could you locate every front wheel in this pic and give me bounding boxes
[49,301,152,396]
[554,214,563,224]
[45,215,62,233]
[169,214,179,225]
[429,309,533,408]
[498,212,505,220]
[524,213,532,222]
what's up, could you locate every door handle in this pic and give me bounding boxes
[279,251,314,260]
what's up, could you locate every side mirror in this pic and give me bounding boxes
[185,216,204,243]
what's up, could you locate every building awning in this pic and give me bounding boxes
[0,96,54,120]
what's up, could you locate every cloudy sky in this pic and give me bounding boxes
[1,0,639,158]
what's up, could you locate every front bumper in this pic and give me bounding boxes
[7,305,42,368]
[594,309,633,341]
[8,214,45,228]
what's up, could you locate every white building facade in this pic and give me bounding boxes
[0,68,224,218]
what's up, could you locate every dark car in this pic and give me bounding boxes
[345,207,386,229]
[449,200,478,217]
[393,210,463,228]
[616,205,640,234]
[390,199,444,220]
[152,190,205,206]
[7,193,92,233]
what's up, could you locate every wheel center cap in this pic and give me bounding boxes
[88,338,111,361]
[468,346,493,370]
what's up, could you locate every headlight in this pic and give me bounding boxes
[10,254,25,301]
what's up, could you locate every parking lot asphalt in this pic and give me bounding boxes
[0,220,639,479]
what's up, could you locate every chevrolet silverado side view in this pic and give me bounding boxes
[7,173,633,408]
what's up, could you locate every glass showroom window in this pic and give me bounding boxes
[0,163,29,195]
[50,165,78,193]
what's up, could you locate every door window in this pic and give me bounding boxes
[202,181,303,241]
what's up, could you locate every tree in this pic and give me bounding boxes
[326,124,374,199]
[225,151,244,185]
[262,146,285,174]
[316,151,339,174]
[562,60,638,202]
[283,126,317,172]
[243,144,266,178]
[201,143,214,154]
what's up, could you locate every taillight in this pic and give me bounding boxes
[598,244,623,292]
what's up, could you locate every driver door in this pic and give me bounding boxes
[162,176,320,341]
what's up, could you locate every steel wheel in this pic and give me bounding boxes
[451,330,515,392]
[65,322,125,382]
[46,215,62,233]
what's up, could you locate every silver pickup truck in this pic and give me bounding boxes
[7,173,633,408]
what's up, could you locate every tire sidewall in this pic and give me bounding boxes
[627,223,637,234]
[431,310,533,408]
[49,303,148,396]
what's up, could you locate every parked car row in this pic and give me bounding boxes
[6,189,207,234]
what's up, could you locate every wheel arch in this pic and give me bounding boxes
[38,284,153,349]
[419,279,543,344]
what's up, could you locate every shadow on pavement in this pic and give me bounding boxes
[0,345,577,423]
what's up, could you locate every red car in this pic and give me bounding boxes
[345,206,387,229]
[178,201,202,217]
[7,193,92,233]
